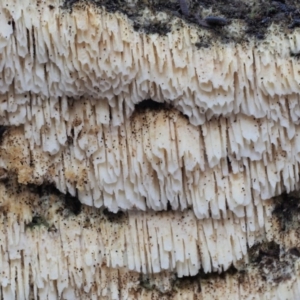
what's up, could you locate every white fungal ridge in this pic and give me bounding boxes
[1,106,300,220]
[0,181,299,300]
[1,2,300,218]
[0,1,300,126]
[0,182,270,297]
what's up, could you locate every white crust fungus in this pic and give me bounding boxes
[1,0,300,298]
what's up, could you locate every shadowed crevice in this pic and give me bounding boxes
[0,126,8,143]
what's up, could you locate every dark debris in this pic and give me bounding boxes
[248,241,280,264]
[61,0,300,43]
[248,240,294,284]
[273,192,300,231]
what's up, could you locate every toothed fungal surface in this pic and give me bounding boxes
[1,108,300,219]
[0,179,300,299]
[1,0,300,299]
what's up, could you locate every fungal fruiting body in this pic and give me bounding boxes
[1,0,300,299]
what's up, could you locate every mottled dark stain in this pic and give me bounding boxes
[26,215,49,230]
[103,208,125,223]
[273,192,300,231]
[248,241,280,264]
[62,0,300,43]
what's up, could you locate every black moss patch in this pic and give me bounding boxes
[62,0,300,43]
[194,39,210,49]
[62,0,171,35]
[197,0,300,39]
[247,240,295,284]
[273,192,300,231]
